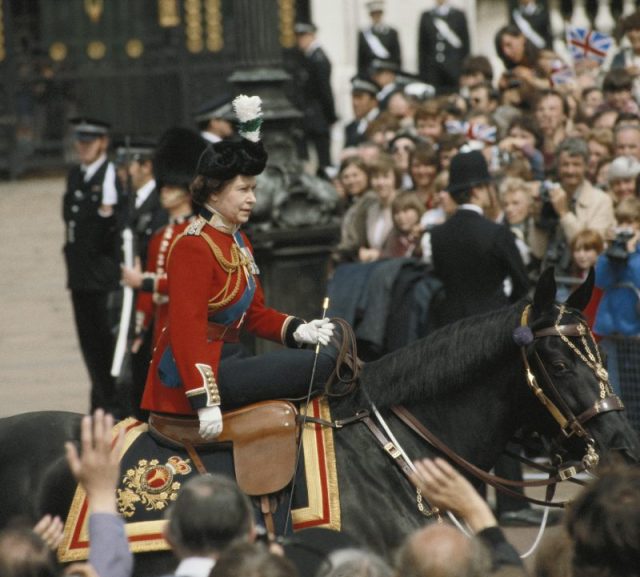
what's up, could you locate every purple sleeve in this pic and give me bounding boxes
[88,513,134,577]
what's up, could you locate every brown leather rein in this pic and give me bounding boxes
[387,303,626,508]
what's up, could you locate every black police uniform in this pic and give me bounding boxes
[63,158,123,413]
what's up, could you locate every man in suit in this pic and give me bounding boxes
[430,151,559,528]
[344,76,380,149]
[509,0,552,50]
[293,22,337,177]
[418,0,470,95]
[430,150,529,326]
[63,117,122,414]
[357,0,402,76]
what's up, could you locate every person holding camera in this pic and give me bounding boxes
[529,137,616,276]
[594,197,640,397]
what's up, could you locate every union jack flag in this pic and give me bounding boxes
[550,59,575,87]
[566,26,613,64]
[445,120,497,144]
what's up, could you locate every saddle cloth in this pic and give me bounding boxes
[58,397,340,562]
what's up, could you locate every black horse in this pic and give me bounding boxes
[1,269,638,575]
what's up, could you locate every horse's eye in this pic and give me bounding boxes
[552,360,569,373]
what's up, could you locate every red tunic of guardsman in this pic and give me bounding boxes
[135,215,195,348]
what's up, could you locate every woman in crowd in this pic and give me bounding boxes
[333,154,400,263]
[408,143,440,209]
[608,155,640,207]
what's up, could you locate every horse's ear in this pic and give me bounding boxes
[533,267,557,314]
[565,267,595,311]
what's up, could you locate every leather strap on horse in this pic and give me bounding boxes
[391,406,568,508]
[297,410,370,429]
[324,318,361,398]
[182,440,208,475]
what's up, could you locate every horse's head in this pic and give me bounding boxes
[517,268,640,474]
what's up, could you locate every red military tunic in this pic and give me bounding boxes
[141,212,296,415]
[135,215,195,348]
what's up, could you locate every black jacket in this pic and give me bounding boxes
[293,45,337,136]
[357,24,402,75]
[431,209,529,327]
[62,161,122,291]
[127,187,168,267]
[418,7,470,91]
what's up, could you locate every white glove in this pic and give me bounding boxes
[198,406,223,439]
[293,318,335,346]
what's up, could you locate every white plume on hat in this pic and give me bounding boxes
[232,94,263,143]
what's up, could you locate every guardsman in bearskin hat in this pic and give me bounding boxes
[63,117,122,414]
[141,96,355,439]
[122,128,206,418]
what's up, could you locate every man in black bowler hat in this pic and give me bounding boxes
[63,117,123,414]
[430,150,561,528]
[429,149,529,327]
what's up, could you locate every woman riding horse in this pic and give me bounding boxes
[141,95,350,439]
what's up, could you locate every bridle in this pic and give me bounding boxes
[516,303,625,477]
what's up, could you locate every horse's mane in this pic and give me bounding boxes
[358,301,526,408]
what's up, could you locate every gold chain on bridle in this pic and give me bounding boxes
[553,305,613,399]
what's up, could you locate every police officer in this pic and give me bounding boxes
[292,21,338,178]
[63,117,122,414]
[344,76,380,149]
[195,95,235,144]
[418,0,470,95]
[357,0,402,76]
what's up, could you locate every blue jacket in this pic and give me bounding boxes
[594,249,640,336]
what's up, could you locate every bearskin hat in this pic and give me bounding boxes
[154,127,208,189]
[196,95,268,181]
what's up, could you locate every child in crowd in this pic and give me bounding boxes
[570,229,605,328]
[381,192,425,259]
[594,197,640,395]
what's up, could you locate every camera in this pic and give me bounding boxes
[606,228,635,262]
[536,180,560,231]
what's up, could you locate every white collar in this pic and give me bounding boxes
[305,39,321,56]
[459,203,484,216]
[135,179,156,208]
[201,131,222,144]
[175,556,215,577]
[202,203,240,234]
[81,153,108,182]
[434,4,451,16]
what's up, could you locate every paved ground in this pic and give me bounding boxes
[0,175,89,417]
[0,176,577,565]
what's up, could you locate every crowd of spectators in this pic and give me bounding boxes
[0,411,638,577]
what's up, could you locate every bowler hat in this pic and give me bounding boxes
[447,150,492,195]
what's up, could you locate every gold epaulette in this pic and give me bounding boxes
[185,216,206,236]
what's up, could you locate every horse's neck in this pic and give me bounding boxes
[404,361,521,471]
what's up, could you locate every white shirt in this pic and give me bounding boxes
[366,202,393,250]
[81,153,118,206]
[201,131,222,144]
[174,556,215,577]
[135,178,156,209]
